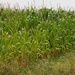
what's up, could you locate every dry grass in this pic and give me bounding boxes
[0,50,75,75]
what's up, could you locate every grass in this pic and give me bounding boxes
[0,50,75,75]
[0,4,75,75]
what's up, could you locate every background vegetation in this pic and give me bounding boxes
[0,5,75,75]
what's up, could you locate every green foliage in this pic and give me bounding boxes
[0,6,75,62]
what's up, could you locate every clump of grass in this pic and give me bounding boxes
[0,50,75,75]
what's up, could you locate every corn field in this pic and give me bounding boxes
[0,6,75,63]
